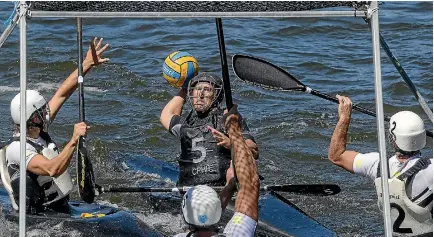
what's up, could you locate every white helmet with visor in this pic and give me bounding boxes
[10,90,50,131]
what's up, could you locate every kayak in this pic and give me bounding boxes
[0,187,162,237]
[124,154,338,237]
[0,153,338,237]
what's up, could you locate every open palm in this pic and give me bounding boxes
[84,37,110,66]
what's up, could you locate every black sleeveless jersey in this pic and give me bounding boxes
[169,108,254,186]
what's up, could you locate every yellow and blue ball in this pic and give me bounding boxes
[163,51,199,88]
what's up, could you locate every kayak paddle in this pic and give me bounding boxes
[216,18,233,110]
[379,33,433,122]
[97,183,341,196]
[76,18,96,203]
[232,54,433,138]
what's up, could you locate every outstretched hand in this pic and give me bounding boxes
[84,37,110,67]
[208,126,231,149]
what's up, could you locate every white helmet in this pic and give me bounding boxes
[10,90,50,130]
[389,111,426,152]
[182,185,222,227]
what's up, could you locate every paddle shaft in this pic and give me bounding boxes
[99,184,340,196]
[76,19,96,204]
[102,186,194,193]
[77,18,85,122]
[379,33,433,122]
[216,18,240,187]
[308,87,433,137]
[310,88,381,119]
[216,18,233,109]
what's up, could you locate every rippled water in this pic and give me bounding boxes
[0,2,432,237]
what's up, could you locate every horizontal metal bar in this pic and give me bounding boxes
[29,10,366,18]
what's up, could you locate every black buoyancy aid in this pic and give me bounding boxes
[178,108,231,186]
[7,132,70,213]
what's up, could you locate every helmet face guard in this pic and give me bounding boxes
[11,90,51,132]
[28,103,50,132]
[187,73,224,113]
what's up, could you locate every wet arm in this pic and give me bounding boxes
[27,139,78,177]
[49,61,94,121]
[240,118,259,160]
[49,37,109,121]
[160,88,187,130]
[226,117,259,221]
[328,117,358,173]
[27,122,88,177]
[219,178,237,211]
[245,139,259,160]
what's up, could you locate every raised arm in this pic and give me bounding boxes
[48,37,110,122]
[328,95,359,173]
[224,105,259,221]
[160,88,187,130]
[245,140,259,160]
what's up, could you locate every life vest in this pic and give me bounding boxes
[177,108,231,186]
[375,158,433,236]
[0,132,73,211]
[0,141,18,210]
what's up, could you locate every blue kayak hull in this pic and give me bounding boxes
[0,188,162,237]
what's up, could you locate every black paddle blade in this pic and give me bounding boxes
[232,54,306,91]
[268,184,341,196]
[77,137,96,203]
